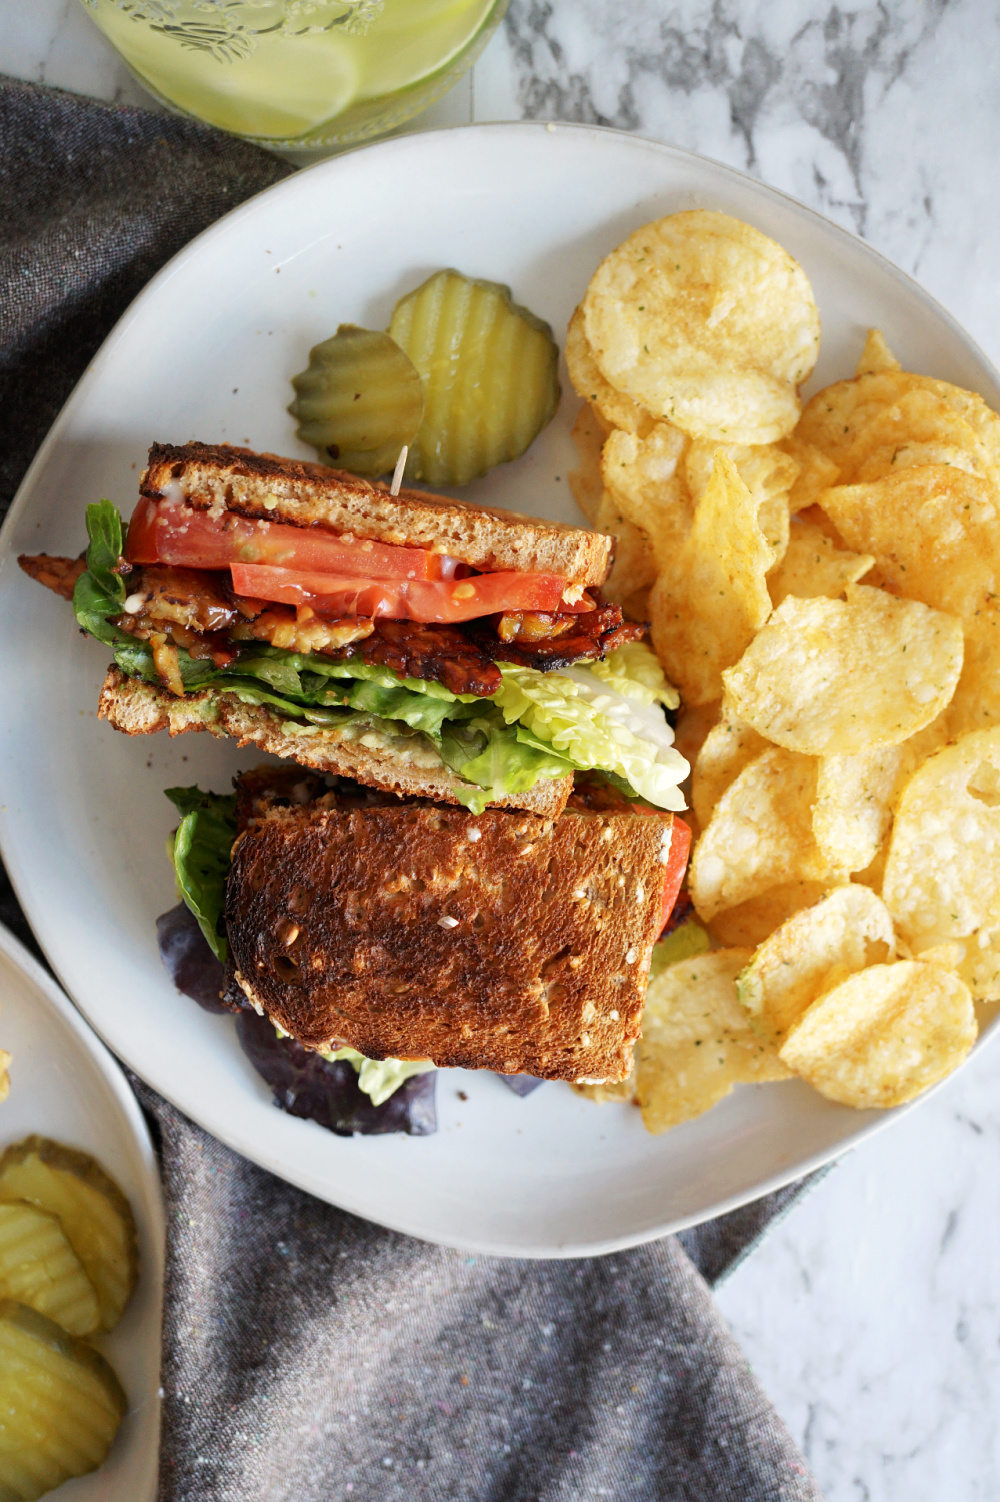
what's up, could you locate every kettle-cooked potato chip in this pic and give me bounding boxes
[778,961,977,1109]
[690,747,840,920]
[722,585,964,756]
[848,389,997,487]
[593,490,658,613]
[812,744,906,873]
[636,949,790,1133]
[567,401,610,525]
[685,438,795,563]
[767,518,873,608]
[779,435,841,512]
[602,424,691,568]
[882,728,1000,1001]
[650,452,773,705]
[691,699,768,830]
[737,884,895,1046]
[706,881,831,949]
[855,328,901,377]
[583,211,820,445]
[565,307,656,437]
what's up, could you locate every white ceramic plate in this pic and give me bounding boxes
[0,124,997,1258]
[0,923,162,1496]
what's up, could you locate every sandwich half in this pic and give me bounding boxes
[21,442,689,816]
[181,768,691,1083]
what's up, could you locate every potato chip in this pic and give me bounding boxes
[602,424,692,568]
[779,961,976,1109]
[636,949,790,1133]
[722,585,964,756]
[779,435,841,512]
[882,728,1000,1001]
[650,452,773,705]
[690,747,840,920]
[691,699,768,830]
[706,882,830,949]
[673,699,722,774]
[848,390,996,486]
[949,615,1000,735]
[565,306,656,436]
[767,518,873,608]
[594,490,658,610]
[582,211,820,445]
[855,328,901,377]
[685,438,795,563]
[572,1071,637,1105]
[812,744,906,873]
[737,884,895,1046]
[567,402,610,525]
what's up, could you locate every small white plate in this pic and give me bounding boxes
[0,922,162,1497]
[0,123,997,1257]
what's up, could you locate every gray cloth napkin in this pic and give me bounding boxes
[0,74,823,1500]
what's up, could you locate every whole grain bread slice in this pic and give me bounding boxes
[142,442,612,585]
[225,780,677,1081]
[97,667,572,817]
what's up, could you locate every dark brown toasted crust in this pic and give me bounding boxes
[96,667,572,817]
[142,442,612,585]
[225,796,676,1081]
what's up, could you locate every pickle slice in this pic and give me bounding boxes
[0,1300,126,1500]
[0,1203,99,1338]
[289,324,424,476]
[0,1139,138,1334]
[389,268,560,485]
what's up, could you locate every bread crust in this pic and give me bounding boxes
[226,794,676,1081]
[142,441,612,586]
[96,667,572,817]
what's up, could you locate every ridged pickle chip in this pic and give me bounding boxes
[567,402,609,525]
[636,949,790,1133]
[737,884,896,1047]
[0,1138,138,1334]
[582,211,820,444]
[288,324,424,477]
[690,699,768,831]
[0,1203,99,1338]
[882,729,1000,1002]
[685,438,797,563]
[601,424,691,569]
[689,747,840,921]
[565,307,656,436]
[812,744,906,873]
[0,1299,126,1500]
[767,518,873,609]
[778,961,977,1109]
[389,269,560,486]
[650,452,773,705]
[722,585,964,756]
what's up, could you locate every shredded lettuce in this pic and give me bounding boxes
[323,1047,436,1106]
[78,506,688,809]
[649,918,711,976]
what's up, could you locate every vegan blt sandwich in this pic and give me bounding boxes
[22,441,692,1086]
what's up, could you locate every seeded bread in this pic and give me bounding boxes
[225,777,677,1081]
[142,442,612,585]
[96,667,572,817]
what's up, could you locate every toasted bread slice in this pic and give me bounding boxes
[97,667,572,817]
[225,776,676,1081]
[142,442,611,585]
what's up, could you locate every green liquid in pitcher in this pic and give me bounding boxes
[80,0,502,146]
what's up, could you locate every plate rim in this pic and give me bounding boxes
[0,918,165,1482]
[1,120,998,1258]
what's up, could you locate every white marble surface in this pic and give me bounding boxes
[3,3,1000,1497]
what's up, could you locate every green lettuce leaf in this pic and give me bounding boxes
[72,501,131,646]
[323,1047,436,1106]
[165,787,237,963]
[649,918,711,976]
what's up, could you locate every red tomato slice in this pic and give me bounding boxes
[229,562,591,625]
[124,495,457,581]
[628,810,692,936]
